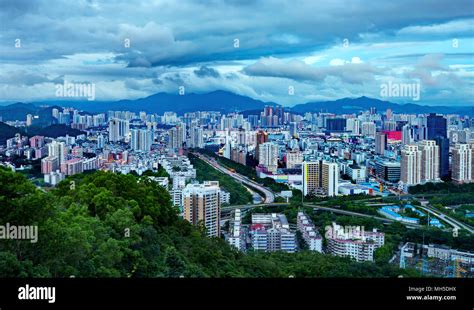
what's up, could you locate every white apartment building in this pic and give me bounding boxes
[259,142,278,173]
[228,209,246,251]
[326,222,384,262]
[419,140,440,182]
[452,143,474,183]
[401,144,422,185]
[296,212,322,252]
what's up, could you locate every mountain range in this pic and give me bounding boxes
[291,96,473,116]
[0,92,472,121]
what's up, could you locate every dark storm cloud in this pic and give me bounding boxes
[1,0,472,66]
[1,0,473,105]
[193,66,221,78]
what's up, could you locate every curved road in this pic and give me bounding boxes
[417,205,473,234]
[193,153,275,203]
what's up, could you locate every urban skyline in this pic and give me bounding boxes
[0,2,473,307]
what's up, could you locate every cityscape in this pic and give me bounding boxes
[0,0,473,307]
[1,98,473,278]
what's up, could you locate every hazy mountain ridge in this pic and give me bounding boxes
[1,92,472,117]
[290,96,474,116]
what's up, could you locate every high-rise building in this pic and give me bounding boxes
[29,135,45,148]
[108,118,130,142]
[419,140,440,182]
[131,128,152,152]
[189,126,204,149]
[361,121,376,137]
[303,161,322,196]
[346,118,360,135]
[258,142,278,173]
[303,161,339,197]
[26,114,33,126]
[452,143,474,183]
[255,130,269,159]
[47,141,67,166]
[434,136,450,179]
[401,145,422,186]
[326,118,346,132]
[182,181,221,237]
[402,124,413,145]
[60,158,84,176]
[375,132,387,155]
[228,209,246,251]
[41,156,59,174]
[168,124,185,150]
[322,162,339,197]
[426,113,447,139]
[426,113,449,178]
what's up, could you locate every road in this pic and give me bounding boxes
[417,204,473,234]
[195,152,471,234]
[193,153,275,203]
[303,204,422,228]
[221,202,422,228]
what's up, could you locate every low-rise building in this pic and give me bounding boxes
[326,222,384,262]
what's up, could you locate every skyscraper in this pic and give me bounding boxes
[419,140,440,182]
[426,113,447,139]
[435,136,450,179]
[426,113,449,178]
[452,143,474,183]
[375,132,387,155]
[401,145,422,186]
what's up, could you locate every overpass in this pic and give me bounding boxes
[192,152,275,203]
[221,202,422,229]
[417,205,473,234]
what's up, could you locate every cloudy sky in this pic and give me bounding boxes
[0,0,473,106]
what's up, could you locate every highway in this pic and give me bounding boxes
[192,153,275,203]
[221,202,422,229]
[417,204,473,234]
[194,152,471,234]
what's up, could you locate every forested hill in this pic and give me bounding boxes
[0,168,419,278]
